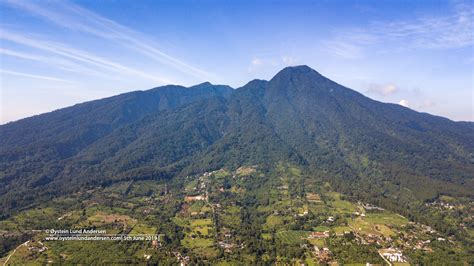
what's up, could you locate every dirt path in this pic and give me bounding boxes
[2,240,29,266]
[378,251,392,266]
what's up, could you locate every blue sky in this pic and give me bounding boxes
[0,0,473,123]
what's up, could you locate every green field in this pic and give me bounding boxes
[332,200,357,213]
[129,223,156,235]
[308,238,326,248]
[213,169,231,178]
[265,215,284,228]
[333,226,353,235]
[364,212,408,226]
[276,230,308,245]
[313,225,330,232]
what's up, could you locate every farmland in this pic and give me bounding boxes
[1,164,472,264]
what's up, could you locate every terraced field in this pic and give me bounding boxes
[276,230,309,245]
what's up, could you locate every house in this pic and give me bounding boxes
[184,194,207,202]
[317,248,332,262]
[309,231,329,239]
[362,203,385,211]
[379,248,407,263]
[335,230,351,237]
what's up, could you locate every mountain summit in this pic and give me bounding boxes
[272,65,318,76]
[0,66,472,218]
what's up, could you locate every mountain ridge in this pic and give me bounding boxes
[0,66,472,220]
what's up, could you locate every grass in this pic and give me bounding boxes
[466,228,474,238]
[215,260,240,266]
[439,195,455,203]
[3,242,38,265]
[103,181,132,194]
[179,217,215,251]
[349,216,395,237]
[276,230,308,245]
[261,233,273,240]
[193,225,210,235]
[130,223,156,235]
[333,226,353,235]
[349,217,377,236]
[309,204,327,214]
[257,205,275,212]
[305,256,317,266]
[236,166,256,176]
[332,200,357,213]
[213,169,230,179]
[185,179,199,190]
[0,219,20,231]
[308,238,326,248]
[189,201,206,212]
[192,219,213,236]
[85,212,136,227]
[128,181,162,196]
[191,218,213,227]
[181,236,214,249]
[225,206,240,215]
[180,217,216,258]
[265,215,284,228]
[45,240,146,264]
[288,166,301,177]
[86,205,129,216]
[313,226,330,232]
[364,212,408,226]
[195,247,219,259]
[373,224,394,237]
[10,207,58,229]
[172,216,189,227]
[221,206,241,227]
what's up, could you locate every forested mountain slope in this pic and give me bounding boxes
[0,83,233,213]
[1,66,472,220]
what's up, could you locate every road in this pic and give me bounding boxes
[2,240,29,266]
[378,251,393,266]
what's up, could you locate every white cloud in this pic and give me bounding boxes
[2,0,214,82]
[0,48,110,77]
[248,58,264,72]
[324,1,474,58]
[0,69,74,83]
[367,83,398,96]
[322,41,363,59]
[398,99,410,107]
[282,56,298,65]
[0,29,173,84]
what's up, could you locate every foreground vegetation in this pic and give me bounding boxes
[1,164,472,264]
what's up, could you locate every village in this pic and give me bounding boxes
[1,165,469,265]
[168,166,456,265]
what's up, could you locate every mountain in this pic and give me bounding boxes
[0,82,232,212]
[1,65,473,220]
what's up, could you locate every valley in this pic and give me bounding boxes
[1,164,471,264]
